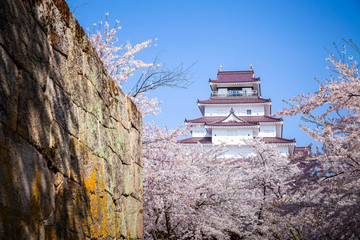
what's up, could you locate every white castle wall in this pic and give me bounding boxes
[222,145,290,158]
[192,127,210,137]
[212,129,253,144]
[258,125,276,137]
[204,106,265,116]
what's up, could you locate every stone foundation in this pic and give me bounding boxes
[0,0,143,239]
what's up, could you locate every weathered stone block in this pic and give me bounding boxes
[127,97,142,131]
[120,128,132,165]
[0,46,19,132]
[17,71,53,150]
[131,127,143,167]
[121,162,143,201]
[0,123,55,240]
[54,178,90,239]
[101,122,116,156]
[49,46,73,95]
[48,121,72,178]
[67,42,84,89]
[0,0,51,89]
[131,163,143,201]
[83,56,104,96]
[103,156,115,195]
[78,107,89,145]
[87,113,105,158]
[112,153,124,200]
[70,136,95,188]
[109,87,127,122]
[45,77,80,137]
[121,196,143,239]
[32,0,70,56]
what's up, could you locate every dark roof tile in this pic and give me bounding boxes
[179,137,295,144]
[261,137,296,144]
[198,98,271,104]
[185,115,282,124]
[206,122,256,126]
[178,137,212,144]
[209,71,259,83]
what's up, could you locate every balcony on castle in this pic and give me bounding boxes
[211,90,258,98]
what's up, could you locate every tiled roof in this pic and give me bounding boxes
[186,116,224,124]
[294,146,308,151]
[206,122,257,126]
[185,115,282,124]
[294,146,311,156]
[261,137,296,144]
[209,71,259,83]
[243,116,282,122]
[178,137,295,145]
[198,98,271,104]
[178,137,212,144]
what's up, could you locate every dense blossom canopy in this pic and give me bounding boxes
[274,41,360,239]
[89,15,360,239]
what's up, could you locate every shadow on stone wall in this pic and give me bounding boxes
[0,0,143,239]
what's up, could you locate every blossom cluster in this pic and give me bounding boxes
[88,16,156,88]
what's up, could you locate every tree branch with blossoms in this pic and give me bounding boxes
[88,13,156,89]
[273,39,360,239]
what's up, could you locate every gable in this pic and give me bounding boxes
[220,109,246,123]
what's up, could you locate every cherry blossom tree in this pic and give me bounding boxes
[88,14,301,239]
[274,40,360,239]
[143,142,240,239]
[142,135,300,239]
[240,138,300,239]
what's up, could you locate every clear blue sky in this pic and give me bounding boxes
[66,0,360,147]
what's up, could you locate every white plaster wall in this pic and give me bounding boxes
[264,105,271,115]
[195,143,292,158]
[204,105,265,116]
[276,146,290,156]
[223,146,254,158]
[236,106,264,116]
[192,127,210,137]
[258,125,276,137]
[204,106,230,116]
[212,129,253,144]
[223,145,290,158]
[276,124,282,137]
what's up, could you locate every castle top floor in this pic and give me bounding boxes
[209,69,261,98]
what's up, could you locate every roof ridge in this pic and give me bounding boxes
[262,136,296,141]
[198,97,271,104]
[185,115,282,123]
[263,115,283,120]
[218,70,253,74]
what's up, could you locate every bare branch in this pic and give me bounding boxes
[129,59,195,97]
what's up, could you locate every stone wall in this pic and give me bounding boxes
[0,0,143,239]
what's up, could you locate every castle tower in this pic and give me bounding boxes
[179,68,296,157]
